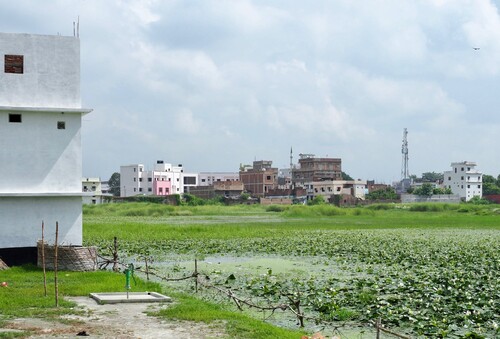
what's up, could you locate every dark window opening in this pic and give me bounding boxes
[9,114,22,123]
[57,121,66,129]
[4,55,24,74]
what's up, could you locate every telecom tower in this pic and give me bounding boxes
[401,128,409,179]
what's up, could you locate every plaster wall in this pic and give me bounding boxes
[0,110,82,193]
[0,33,80,108]
[0,196,82,248]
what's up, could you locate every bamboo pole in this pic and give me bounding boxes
[112,237,119,272]
[194,259,198,293]
[145,256,149,281]
[54,221,59,307]
[41,221,47,297]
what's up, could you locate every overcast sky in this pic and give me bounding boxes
[2,1,500,183]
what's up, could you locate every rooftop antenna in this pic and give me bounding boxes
[289,146,293,170]
[401,128,409,180]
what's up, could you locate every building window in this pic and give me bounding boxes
[133,178,136,182]
[159,187,163,193]
[139,188,143,192]
[4,55,23,74]
[478,185,481,189]
[448,177,451,181]
[148,188,152,192]
[148,177,152,182]
[461,176,464,180]
[134,168,136,172]
[9,114,22,123]
[57,121,66,129]
[461,167,464,171]
[467,185,470,188]
[139,178,142,182]
[454,168,457,173]
[266,176,271,180]
[133,188,137,192]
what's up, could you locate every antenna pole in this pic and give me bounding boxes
[401,128,409,179]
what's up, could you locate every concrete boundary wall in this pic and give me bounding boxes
[400,194,461,204]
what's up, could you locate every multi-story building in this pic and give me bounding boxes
[292,155,342,187]
[0,32,91,264]
[304,180,367,202]
[82,178,109,205]
[239,160,278,197]
[198,172,240,186]
[443,161,482,201]
[120,161,198,197]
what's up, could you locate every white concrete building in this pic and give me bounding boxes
[82,177,109,204]
[120,161,198,197]
[0,33,91,264]
[443,161,482,201]
[305,180,367,201]
[198,172,240,186]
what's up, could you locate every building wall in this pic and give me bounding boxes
[0,196,82,248]
[0,33,80,108]
[198,172,240,186]
[305,180,367,201]
[443,161,482,201]
[0,33,87,251]
[293,157,342,185]
[0,111,82,193]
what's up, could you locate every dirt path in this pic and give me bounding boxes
[3,297,225,338]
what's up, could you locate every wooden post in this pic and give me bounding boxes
[112,237,119,272]
[54,221,59,307]
[194,259,198,293]
[41,221,47,297]
[376,318,381,339]
[145,256,149,281]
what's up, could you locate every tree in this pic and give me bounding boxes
[482,174,500,195]
[366,187,398,200]
[432,187,452,195]
[341,172,354,180]
[421,172,443,182]
[413,183,433,196]
[308,195,326,205]
[108,172,120,196]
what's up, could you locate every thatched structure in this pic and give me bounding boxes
[37,241,97,271]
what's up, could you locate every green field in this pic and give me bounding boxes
[83,203,500,338]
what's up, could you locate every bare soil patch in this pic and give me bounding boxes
[2,297,225,338]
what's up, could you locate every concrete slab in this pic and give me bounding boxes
[89,292,172,305]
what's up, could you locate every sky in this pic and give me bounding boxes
[1,0,500,183]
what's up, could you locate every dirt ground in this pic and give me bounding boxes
[1,296,225,338]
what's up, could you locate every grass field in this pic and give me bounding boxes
[82,203,500,338]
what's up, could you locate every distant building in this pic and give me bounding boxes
[304,180,367,202]
[443,161,482,201]
[120,160,198,197]
[188,181,245,200]
[82,178,110,204]
[198,172,240,186]
[0,32,92,265]
[239,160,278,197]
[292,155,342,187]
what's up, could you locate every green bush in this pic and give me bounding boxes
[265,205,287,212]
